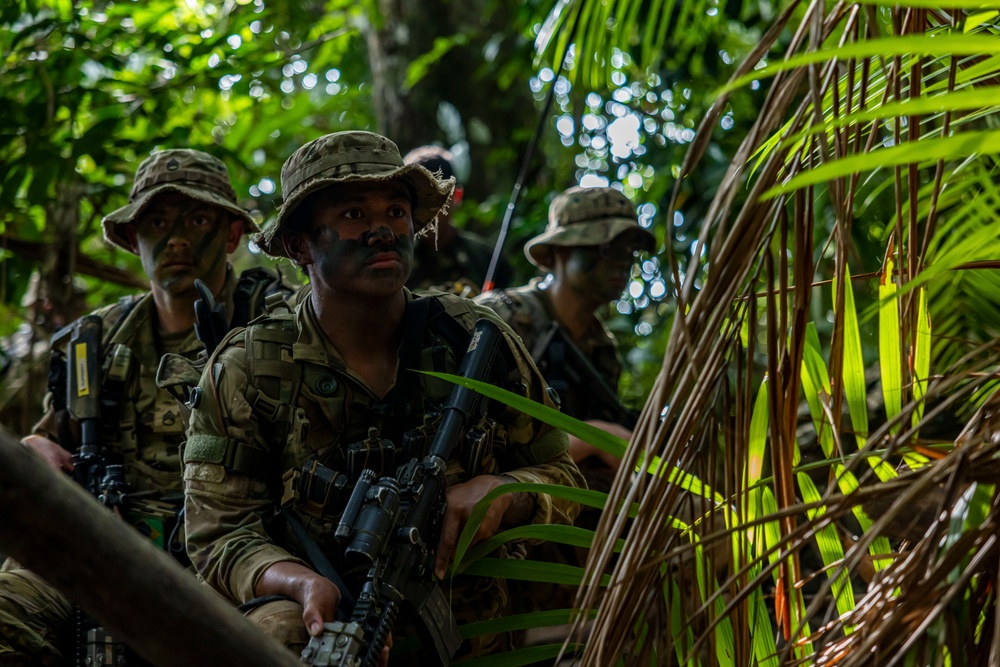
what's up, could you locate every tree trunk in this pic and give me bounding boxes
[361,0,542,201]
[0,434,301,667]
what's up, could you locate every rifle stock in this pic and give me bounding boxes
[301,318,509,667]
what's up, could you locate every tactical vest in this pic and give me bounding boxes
[51,267,291,494]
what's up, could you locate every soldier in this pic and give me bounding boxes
[403,145,513,295]
[476,185,654,446]
[181,131,584,661]
[0,149,288,665]
[475,186,655,617]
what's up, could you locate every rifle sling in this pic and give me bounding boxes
[281,508,356,616]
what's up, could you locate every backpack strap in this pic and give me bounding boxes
[243,311,302,440]
[232,267,283,328]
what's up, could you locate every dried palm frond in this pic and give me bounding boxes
[549,1,1000,665]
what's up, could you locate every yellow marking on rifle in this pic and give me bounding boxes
[75,343,90,397]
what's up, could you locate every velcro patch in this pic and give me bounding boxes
[183,434,229,464]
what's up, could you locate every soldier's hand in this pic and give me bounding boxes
[255,562,340,636]
[21,435,74,473]
[567,420,632,470]
[435,475,513,580]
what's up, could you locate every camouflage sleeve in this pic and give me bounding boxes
[472,290,515,323]
[183,339,305,604]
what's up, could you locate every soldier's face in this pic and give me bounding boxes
[559,237,638,304]
[287,180,415,299]
[128,191,241,296]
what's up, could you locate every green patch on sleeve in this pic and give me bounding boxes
[525,428,570,465]
[183,434,229,464]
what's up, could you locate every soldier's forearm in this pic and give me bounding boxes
[498,475,536,526]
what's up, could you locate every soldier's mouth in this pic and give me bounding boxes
[367,252,402,268]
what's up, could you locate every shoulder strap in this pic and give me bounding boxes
[232,266,285,328]
[243,312,302,435]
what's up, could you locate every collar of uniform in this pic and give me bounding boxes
[291,288,417,372]
[291,296,348,369]
[109,264,239,356]
[529,281,618,352]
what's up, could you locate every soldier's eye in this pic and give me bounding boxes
[343,208,364,220]
[388,205,408,218]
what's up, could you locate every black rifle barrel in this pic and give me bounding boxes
[0,432,300,667]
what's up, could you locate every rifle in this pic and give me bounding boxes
[49,315,139,666]
[533,322,637,430]
[300,318,510,667]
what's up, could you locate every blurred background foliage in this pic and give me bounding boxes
[0,0,777,408]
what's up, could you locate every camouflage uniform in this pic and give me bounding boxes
[182,131,584,662]
[0,149,273,665]
[0,276,87,438]
[475,279,622,422]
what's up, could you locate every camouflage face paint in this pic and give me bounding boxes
[300,182,416,299]
[562,245,633,304]
[133,191,231,295]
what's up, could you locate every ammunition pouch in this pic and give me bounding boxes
[127,494,189,566]
[346,427,400,480]
[282,461,349,521]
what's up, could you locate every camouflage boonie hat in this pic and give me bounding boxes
[102,149,257,253]
[254,131,455,258]
[524,186,655,271]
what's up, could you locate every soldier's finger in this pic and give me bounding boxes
[435,509,460,579]
[301,605,325,637]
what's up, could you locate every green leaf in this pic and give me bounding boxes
[837,269,896,483]
[801,323,835,458]
[879,254,903,434]
[461,524,624,564]
[966,11,996,33]
[762,129,1000,200]
[403,34,468,91]
[723,34,1000,95]
[747,377,769,484]
[458,557,610,587]
[912,287,932,430]
[451,481,632,573]
[797,472,856,628]
[423,371,724,504]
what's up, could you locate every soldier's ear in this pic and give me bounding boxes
[282,230,312,268]
[123,224,140,253]
[225,216,243,253]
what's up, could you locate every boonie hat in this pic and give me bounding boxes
[524,186,656,271]
[254,131,454,258]
[102,149,256,253]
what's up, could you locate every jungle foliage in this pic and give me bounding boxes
[5,0,1000,666]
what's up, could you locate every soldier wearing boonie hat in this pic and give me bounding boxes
[476,185,656,617]
[478,186,655,407]
[102,148,258,251]
[523,185,655,271]
[252,131,452,258]
[181,130,584,663]
[0,148,290,664]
